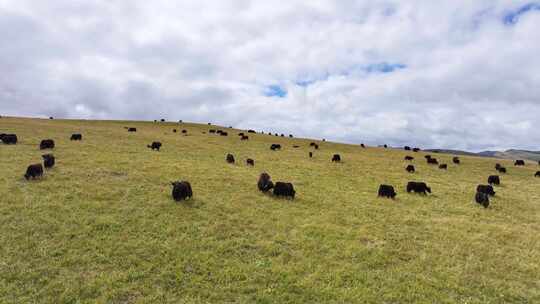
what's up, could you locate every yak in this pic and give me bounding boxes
[24,164,43,180]
[171,181,192,201]
[42,154,55,169]
[475,192,490,208]
[147,142,162,151]
[273,182,295,199]
[257,173,274,192]
[39,139,55,150]
[488,175,500,186]
[406,182,431,195]
[378,185,397,199]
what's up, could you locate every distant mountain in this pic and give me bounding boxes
[425,149,540,162]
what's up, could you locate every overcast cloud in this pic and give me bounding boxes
[1,1,539,151]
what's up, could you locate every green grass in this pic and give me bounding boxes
[1,117,539,303]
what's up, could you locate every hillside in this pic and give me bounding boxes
[1,117,539,303]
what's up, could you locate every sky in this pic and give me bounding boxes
[1,1,539,151]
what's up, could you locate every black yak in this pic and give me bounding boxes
[477,185,496,196]
[241,135,249,140]
[42,154,55,169]
[413,148,420,152]
[535,171,540,177]
[488,175,500,186]
[453,157,460,164]
[309,152,313,158]
[404,156,414,161]
[171,181,192,201]
[246,158,255,166]
[24,164,43,180]
[332,154,341,162]
[495,163,501,170]
[257,173,274,192]
[514,160,525,166]
[39,139,55,150]
[147,142,162,151]
[404,146,411,151]
[270,144,281,150]
[439,164,448,170]
[427,158,439,165]
[360,144,366,148]
[226,153,235,164]
[128,127,137,132]
[475,192,490,208]
[247,130,256,133]
[406,182,431,195]
[1,134,17,144]
[273,182,295,199]
[497,167,507,174]
[406,165,415,173]
[70,134,82,140]
[378,185,397,199]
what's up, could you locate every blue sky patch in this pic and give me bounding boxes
[264,85,287,98]
[364,62,406,73]
[503,3,540,25]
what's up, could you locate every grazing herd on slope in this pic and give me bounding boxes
[2,122,540,208]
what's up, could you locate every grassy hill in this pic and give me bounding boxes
[1,117,539,303]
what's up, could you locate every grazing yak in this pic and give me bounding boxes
[413,148,420,152]
[247,130,256,133]
[209,129,216,133]
[173,129,177,133]
[404,146,411,151]
[360,144,366,148]
[238,132,245,136]
[257,173,274,192]
[488,175,500,186]
[439,164,448,170]
[219,131,228,136]
[171,181,192,201]
[128,127,137,132]
[24,164,43,180]
[404,156,414,161]
[226,153,235,164]
[427,158,439,165]
[309,152,313,158]
[49,117,54,120]
[406,165,415,173]
[147,142,162,151]
[246,158,255,166]
[281,134,285,137]
[314,144,319,150]
[332,154,341,162]
[378,185,397,199]
[310,142,316,147]
[42,154,55,169]
[425,155,432,159]
[270,144,281,150]
[160,119,165,122]
[514,160,525,166]
[383,144,388,148]
[535,171,540,177]
[406,182,431,195]
[495,163,502,170]
[39,139,55,150]
[182,130,187,134]
[241,135,249,140]
[477,185,496,196]
[453,157,460,164]
[273,182,296,199]
[475,192,490,208]
[497,167,507,174]
[70,133,82,140]
[289,134,293,138]
[1,134,17,144]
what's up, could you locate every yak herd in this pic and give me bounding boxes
[2,123,540,209]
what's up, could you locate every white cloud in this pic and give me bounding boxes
[1,0,539,151]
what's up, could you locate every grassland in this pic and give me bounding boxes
[0,117,539,303]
